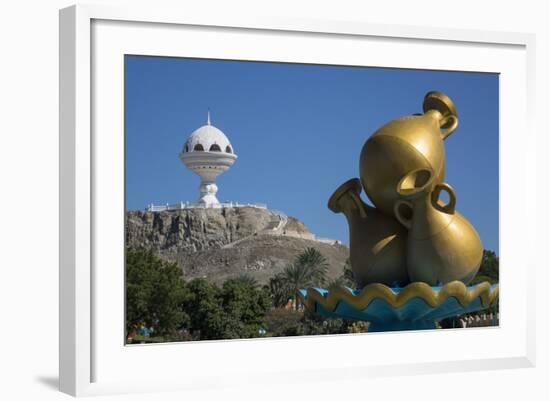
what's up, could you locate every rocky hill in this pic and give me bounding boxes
[126,207,349,285]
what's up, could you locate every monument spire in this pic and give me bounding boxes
[207,110,211,126]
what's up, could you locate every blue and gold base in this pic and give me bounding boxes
[298,281,499,332]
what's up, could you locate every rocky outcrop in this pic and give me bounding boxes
[126,207,274,253]
[126,207,349,285]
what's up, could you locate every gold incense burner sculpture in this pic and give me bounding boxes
[394,168,483,285]
[330,91,483,287]
[328,178,408,287]
[359,91,458,216]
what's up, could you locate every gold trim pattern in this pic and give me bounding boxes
[301,281,499,313]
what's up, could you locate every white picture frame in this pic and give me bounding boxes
[59,3,536,397]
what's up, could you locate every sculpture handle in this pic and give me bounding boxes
[394,199,413,230]
[439,115,458,139]
[350,191,368,218]
[431,182,456,214]
[423,91,458,140]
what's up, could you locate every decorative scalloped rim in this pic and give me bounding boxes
[300,281,499,313]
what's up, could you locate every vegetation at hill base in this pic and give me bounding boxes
[126,247,499,343]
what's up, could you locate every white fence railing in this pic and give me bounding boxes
[146,201,267,212]
[269,210,288,231]
[315,237,342,245]
[459,313,499,328]
[145,203,342,244]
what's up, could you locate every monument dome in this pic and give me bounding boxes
[179,112,238,207]
[183,114,234,155]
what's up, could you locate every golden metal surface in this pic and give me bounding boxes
[301,281,499,313]
[330,91,489,289]
[328,178,408,286]
[394,168,483,285]
[359,91,459,216]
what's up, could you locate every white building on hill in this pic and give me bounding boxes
[179,111,237,207]
[147,112,265,212]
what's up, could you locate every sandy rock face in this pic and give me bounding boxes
[126,207,349,285]
[126,207,274,253]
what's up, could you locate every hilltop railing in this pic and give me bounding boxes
[145,203,343,245]
[146,201,268,212]
[315,237,343,245]
[269,210,288,231]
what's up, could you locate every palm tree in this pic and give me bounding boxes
[296,247,329,286]
[268,273,292,308]
[282,248,329,310]
[234,273,259,289]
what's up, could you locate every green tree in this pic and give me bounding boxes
[233,273,259,289]
[296,247,329,286]
[183,277,271,340]
[328,258,356,289]
[181,278,224,339]
[268,273,293,308]
[126,248,189,337]
[220,278,271,338]
[471,249,499,284]
[281,247,329,310]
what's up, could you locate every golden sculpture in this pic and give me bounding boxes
[330,91,483,287]
[394,168,483,285]
[359,91,458,216]
[328,178,408,287]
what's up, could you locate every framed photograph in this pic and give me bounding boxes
[59,4,536,396]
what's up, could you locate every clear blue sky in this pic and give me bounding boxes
[125,56,499,253]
